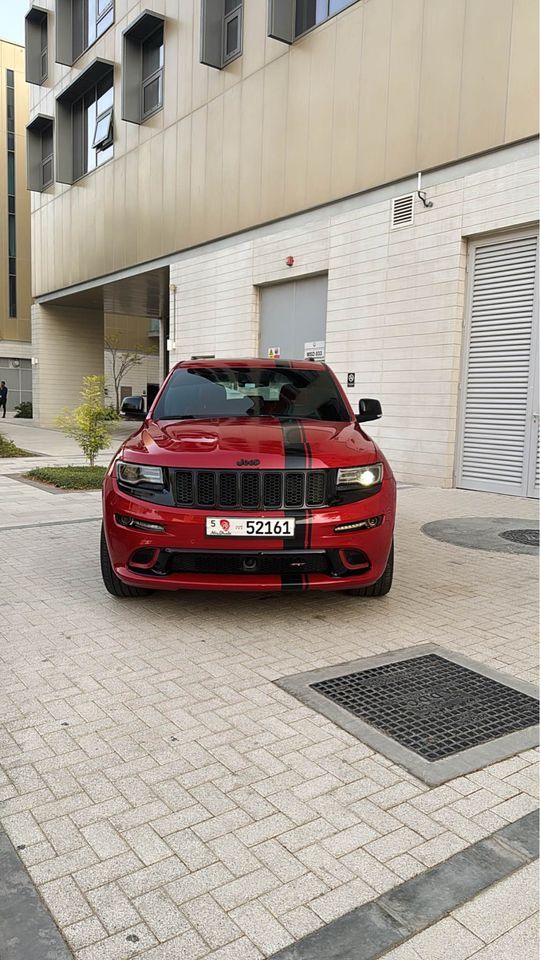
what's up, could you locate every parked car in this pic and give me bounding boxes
[101,359,396,598]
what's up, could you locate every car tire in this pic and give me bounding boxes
[346,540,394,597]
[100,526,153,598]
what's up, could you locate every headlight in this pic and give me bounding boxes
[116,461,164,487]
[337,463,383,488]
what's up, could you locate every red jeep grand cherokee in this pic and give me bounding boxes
[101,359,396,598]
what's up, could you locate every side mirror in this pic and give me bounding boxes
[120,396,146,420]
[356,398,382,423]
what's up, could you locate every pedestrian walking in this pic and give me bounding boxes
[0,381,7,418]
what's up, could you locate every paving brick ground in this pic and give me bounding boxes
[0,433,538,959]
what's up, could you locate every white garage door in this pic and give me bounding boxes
[259,275,328,362]
[457,232,539,498]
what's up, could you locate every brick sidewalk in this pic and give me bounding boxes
[0,480,537,959]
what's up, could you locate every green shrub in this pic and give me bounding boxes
[56,376,114,467]
[14,401,33,418]
[0,433,32,457]
[25,466,106,490]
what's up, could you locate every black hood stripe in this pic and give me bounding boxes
[281,419,310,591]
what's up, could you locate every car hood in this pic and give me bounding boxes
[120,417,378,470]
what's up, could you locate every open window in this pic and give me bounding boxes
[25,6,48,85]
[201,0,243,70]
[27,115,54,191]
[56,59,114,183]
[123,11,165,124]
[56,0,114,66]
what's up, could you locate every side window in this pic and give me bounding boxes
[25,7,48,85]
[201,0,243,70]
[56,0,114,66]
[268,0,357,43]
[123,13,165,124]
[56,63,114,184]
[142,26,164,119]
[27,116,54,191]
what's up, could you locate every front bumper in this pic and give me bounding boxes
[103,479,396,592]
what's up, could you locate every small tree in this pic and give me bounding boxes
[105,335,143,413]
[56,376,113,467]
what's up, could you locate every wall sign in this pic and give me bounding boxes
[267,347,281,359]
[304,340,325,360]
[347,372,355,388]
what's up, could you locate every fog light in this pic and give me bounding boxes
[116,514,165,532]
[334,515,383,533]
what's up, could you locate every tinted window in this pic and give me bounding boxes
[153,366,349,422]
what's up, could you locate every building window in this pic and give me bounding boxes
[25,7,48,85]
[6,69,16,318]
[122,12,165,124]
[73,73,114,179]
[56,0,114,65]
[26,115,54,192]
[141,26,164,118]
[201,0,243,70]
[269,0,357,43]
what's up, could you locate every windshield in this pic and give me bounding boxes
[153,366,350,422]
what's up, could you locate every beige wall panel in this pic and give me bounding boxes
[237,71,264,227]
[243,0,269,76]
[305,24,336,206]
[162,123,178,254]
[189,106,208,244]
[417,0,466,169]
[458,0,513,155]
[221,83,242,231]
[204,96,225,239]
[506,0,540,143]
[175,115,192,240]
[32,303,104,425]
[283,44,311,213]
[260,56,289,222]
[330,6,363,200]
[384,0,424,182]
[356,0,392,190]
[124,151,140,269]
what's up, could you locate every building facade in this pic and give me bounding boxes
[27,0,539,495]
[0,40,32,412]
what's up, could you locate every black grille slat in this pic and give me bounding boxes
[241,472,260,508]
[197,472,216,506]
[306,472,326,506]
[219,473,238,507]
[284,472,305,507]
[263,473,283,508]
[174,470,328,509]
[175,472,194,505]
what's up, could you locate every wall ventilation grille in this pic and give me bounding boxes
[391,194,414,228]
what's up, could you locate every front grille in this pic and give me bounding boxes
[174,470,328,510]
[165,551,329,576]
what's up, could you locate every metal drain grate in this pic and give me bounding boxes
[499,528,539,547]
[310,654,539,762]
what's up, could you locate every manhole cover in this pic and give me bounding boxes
[310,654,538,762]
[499,528,539,547]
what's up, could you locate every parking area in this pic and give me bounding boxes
[0,433,538,960]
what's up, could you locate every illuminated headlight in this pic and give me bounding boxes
[116,461,164,487]
[116,514,165,532]
[337,463,383,488]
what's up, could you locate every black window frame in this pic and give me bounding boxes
[71,71,114,182]
[6,69,16,318]
[141,23,164,120]
[201,0,243,70]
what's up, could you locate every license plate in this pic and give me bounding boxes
[206,517,295,538]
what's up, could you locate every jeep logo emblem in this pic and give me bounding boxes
[237,458,260,466]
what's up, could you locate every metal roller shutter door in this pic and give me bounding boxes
[458,234,538,497]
